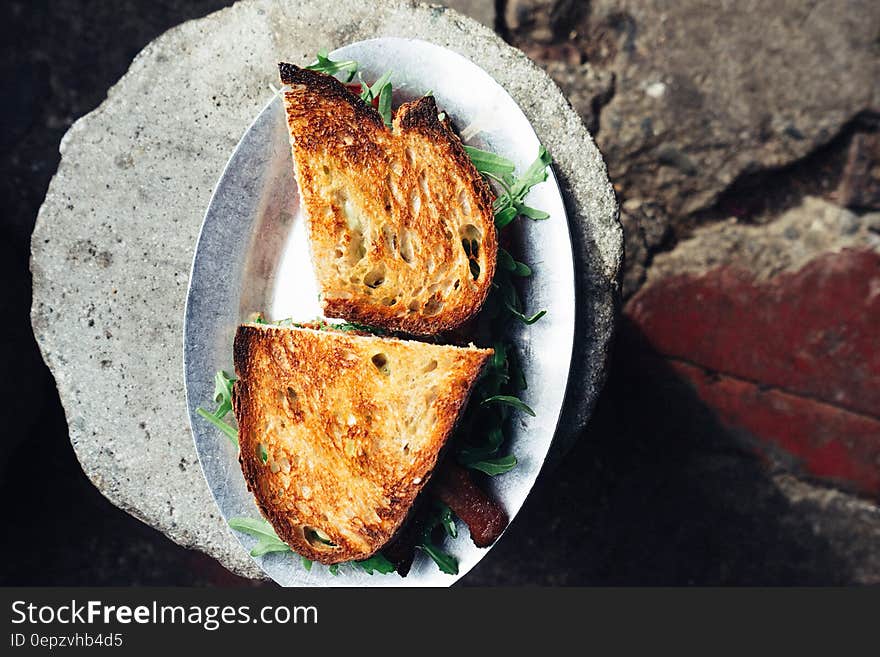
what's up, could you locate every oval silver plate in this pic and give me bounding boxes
[184,38,576,586]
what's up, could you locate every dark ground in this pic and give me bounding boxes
[0,1,873,586]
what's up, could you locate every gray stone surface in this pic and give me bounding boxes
[506,0,880,295]
[440,0,495,28]
[31,0,620,579]
[646,196,880,283]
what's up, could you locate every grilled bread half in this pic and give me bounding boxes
[279,63,497,335]
[232,323,493,564]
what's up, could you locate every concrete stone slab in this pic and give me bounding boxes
[30,0,620,578]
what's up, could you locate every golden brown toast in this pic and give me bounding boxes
[232,323,492,564]
[279,63,497,335]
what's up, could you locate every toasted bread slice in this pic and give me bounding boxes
[279,63,497,335]
[232,323,492,564]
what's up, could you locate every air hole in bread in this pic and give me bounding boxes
[381,296,398,306]
[419,171,430,195]
[409,189,421,216]
[322,164,330,175]
[405,147,416,165]
[453,279,460,290]
[364,264,386,288]
[400,229,415,263]
[469,260,480,280]
[458,190,472,215]
[426,254,435,274]
[423,298,444,316]
[459,223,482,242]
[407,299,420,312]
[304,526,337,549]
[371,352,390,374]
[381,224,398,252]
[423,359,438,373]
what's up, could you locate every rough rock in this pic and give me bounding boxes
[440,0,495,29]
[30,0,620,579]
[506,0,880,295]
[626,197,880,496]
[838,131,880,210]
[644,196,880,283]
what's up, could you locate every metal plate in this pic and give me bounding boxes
[183,38,576,586]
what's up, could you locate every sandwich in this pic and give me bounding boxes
[279,63,498,335]
[232,322,493,564]
[198,51,553,577]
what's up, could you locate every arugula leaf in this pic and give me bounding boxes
[517,205,550,220]
[466,454,518,476]
[509,145,551,202]
[492,341,508,370]
[377,82,393,129]
[228,517,283,542]
[359,70,392,103]
[251,539,292,557]
[258,443,268,464]
[331,321,387,335]
[328,564,340,576]
[228,517,292,557]
[416,542,458,575]
[506,306,547,325]
[437,503,458,539]
[302,556,313,571]
[494,206,518,228]
[355,553,396,575]
[513,261,532,277]
[196,407,239,447]
[306,50,358,82]
[197,370,238,444]
[487,426,505,448]
[482,395,536,417]
[497,248,517,272]
[463,146,516,176]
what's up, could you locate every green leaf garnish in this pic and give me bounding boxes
[513,261,532,277]
[359,70,392,103]
[497,248,517,272]
[377,82,393,129]
[228,517,284,542]
[209,372,234,411]
[251,539,293,557]
[494,206,517,228]
[328,564,340,576]
[306,50,358,82]
[517,205,550,220]
[466,454,518,476]
[437,503,458,539]
[228,517,292,557]
[492,341,508,370]
[196,407,239,446]
[482,395,536,417]
[258,443,268,464]
[355,553,396,575]
[416,542,458,575]
[506,306,547,325]
[463,146,516,176]
[302,556,313,571]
